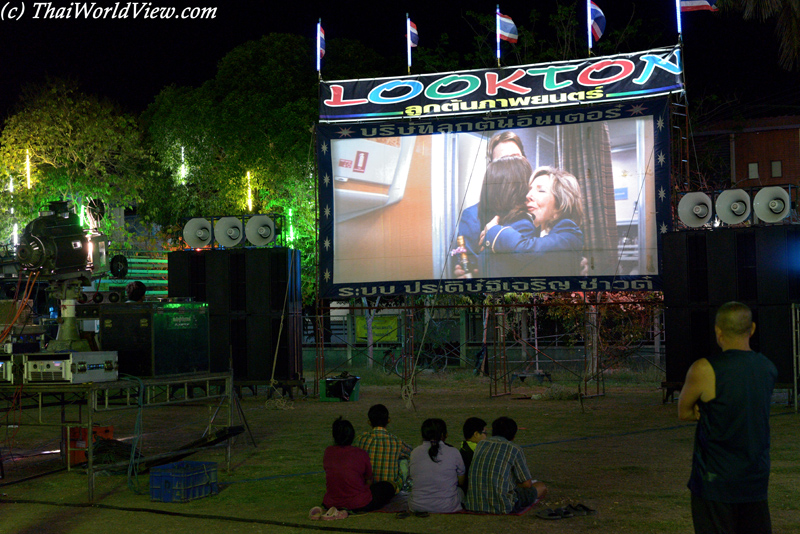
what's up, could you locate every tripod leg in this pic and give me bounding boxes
[233,394,257,447]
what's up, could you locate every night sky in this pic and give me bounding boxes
[0,1,797,118]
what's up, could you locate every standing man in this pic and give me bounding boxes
[678,301,777,534]
[464,416,547,514]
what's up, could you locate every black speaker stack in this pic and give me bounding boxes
[663,226,800,386]
[168,247,302,383]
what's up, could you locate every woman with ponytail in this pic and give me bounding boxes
[408,418,466,513]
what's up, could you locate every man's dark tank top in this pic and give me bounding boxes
[688,350,777,502]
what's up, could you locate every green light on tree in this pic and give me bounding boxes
[178,146,187,185]
[288,208,295,244]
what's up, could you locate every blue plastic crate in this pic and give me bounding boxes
[150,461,219,503]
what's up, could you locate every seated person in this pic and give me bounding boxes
[355,404,412,491]
[458,417,487,490]
[322,417,395,512]
[465,416,548,514]
[409,418,465,513]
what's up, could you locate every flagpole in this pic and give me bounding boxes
[675,0,687,101]
[587,1,592,56]
[317,19,322,80]
[495,5,501,67]
[406,14,411,75]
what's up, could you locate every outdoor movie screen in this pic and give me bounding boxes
[317,99,672,299]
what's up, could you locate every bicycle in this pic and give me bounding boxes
[382,349,448,377]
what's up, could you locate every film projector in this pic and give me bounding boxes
[2,201,125,384]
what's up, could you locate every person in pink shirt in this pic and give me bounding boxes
[319,416,395,515]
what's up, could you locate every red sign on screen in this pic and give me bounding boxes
[353,151,368,173]
[338,159,353,169]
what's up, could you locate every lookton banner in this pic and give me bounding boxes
[319,46,682,123]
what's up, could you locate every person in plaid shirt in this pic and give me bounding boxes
[355,404,412,491]
[465,416,548,514]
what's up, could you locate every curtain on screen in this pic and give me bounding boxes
[556,122,619,274]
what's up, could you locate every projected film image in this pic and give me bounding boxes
[322,101,668,296]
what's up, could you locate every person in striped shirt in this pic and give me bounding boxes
[465,416,547,514]
[355,404,412,491]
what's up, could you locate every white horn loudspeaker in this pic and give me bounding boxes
[753,187,791,223]
[214,217,244,247]
[715,189,751,225]
[183,218,213,248]
[678,192,713,228]
[245,215,275,246]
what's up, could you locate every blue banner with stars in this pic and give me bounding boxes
[317,98,671,299]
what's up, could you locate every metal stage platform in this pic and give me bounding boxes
[0,372,234,501]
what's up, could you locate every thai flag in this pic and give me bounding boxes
[409,20,419,47]
[319,26,326,58]
[681,0,717,12]
[498,13,518,43]
[590,2,606,42]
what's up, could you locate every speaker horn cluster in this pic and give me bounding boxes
[182,215,277,248]
[678,186,793,228]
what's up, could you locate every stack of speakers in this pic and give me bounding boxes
[663,225,800,386]
[168,247,302,383]
[99,302,210,377]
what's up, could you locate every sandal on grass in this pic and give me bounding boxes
[309,506,324,520]
[567,503,597,516]
[535,508,563,520]
[536,507,575,520]
[322,507,348,520]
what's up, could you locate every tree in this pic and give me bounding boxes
[142,34,324,302]
[592,6,665,57]
[413,33,465,73]
[459,3,662,69]
[543,292,663,378]
[724,0,800,70]
[0,79,148,240]
[140,83,238,226]
[323,38,398,80]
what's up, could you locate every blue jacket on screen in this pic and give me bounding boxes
[483,218,584,277]
[454,205,539,278]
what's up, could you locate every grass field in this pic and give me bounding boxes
[1,368,798,534]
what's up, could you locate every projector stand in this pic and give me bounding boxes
[47,278,91,353]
